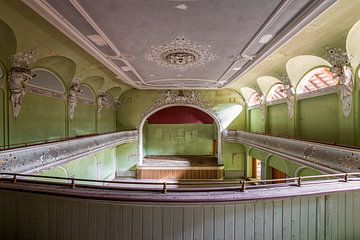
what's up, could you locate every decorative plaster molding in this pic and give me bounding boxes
[138,90,215,128]
[8,48,38,118]
[145,35,216,71]
[223,130,360,173]
[279,75,295,119]
[326,46,354,118]
[68,76,83,120]
[0,130,138,174]
[97,93,107,119]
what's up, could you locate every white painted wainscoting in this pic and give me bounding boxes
[0,189,359,240]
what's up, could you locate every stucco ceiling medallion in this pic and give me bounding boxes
[145,35,216,71]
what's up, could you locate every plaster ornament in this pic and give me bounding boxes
[97,93,107,119]
[145,35,216,71]
[138,90,215,128]
[253,87,266,121]
[68,76,83,120]
[279,74,295,119]
[8,48,38,118]
[325,46,354,118]
[114,98,121,108]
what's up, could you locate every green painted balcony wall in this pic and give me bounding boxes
[98,108,116,134]
[116,142,137,174]
[249,108,264,134]
[268,103,288,136]
[222,142,246,175]
[144,124,215,156]
[0,88,4,148]
[9,94,66,145]
[69,103,96,137]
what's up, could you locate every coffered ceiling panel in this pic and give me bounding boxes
[23,0,336,89]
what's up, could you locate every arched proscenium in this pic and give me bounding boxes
[138,103,223,165]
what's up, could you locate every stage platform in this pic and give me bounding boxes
[137,155,224,179]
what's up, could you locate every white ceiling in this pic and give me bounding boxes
[23,0,336,89]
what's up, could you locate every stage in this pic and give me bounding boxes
[137,155,224,179]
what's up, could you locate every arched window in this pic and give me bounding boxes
[78,85,95,104]
[27,69,65,96]
[296,67,337,94]
[266,83,287,101]
[248,92,262,107]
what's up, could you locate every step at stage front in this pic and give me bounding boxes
[137,155,224,179]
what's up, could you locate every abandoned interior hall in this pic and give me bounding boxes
[2,0,360,239]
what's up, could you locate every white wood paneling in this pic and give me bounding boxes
[0,190,359,239]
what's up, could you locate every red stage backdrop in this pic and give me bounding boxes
[147,106,214,124]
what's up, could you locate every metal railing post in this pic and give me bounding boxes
[297,177,302,186]
[240,180,246,192]
[162,182,167,194]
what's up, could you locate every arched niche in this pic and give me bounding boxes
[78,84,96,104]
[83,76,105,93]
[106,86,122,101]
[33,56,76,86]
[286,55,331,87]
[27,68,65,97]
[346,19,360,70]
[0,19,17,69]
[138,104,223,165]
[295,67,337,95]
[266,83,287,102]
[240,87,257,104]
[257,76,281,97]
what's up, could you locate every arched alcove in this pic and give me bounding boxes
[138,104,222,165]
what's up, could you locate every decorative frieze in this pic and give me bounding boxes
[68,76,83,120]
[0,130,138,174]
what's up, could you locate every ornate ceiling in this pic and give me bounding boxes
[22,0,336,89]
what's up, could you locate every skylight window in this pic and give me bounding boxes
[248,92,263,106]
[296,67,337,94]
[266,83,288,101]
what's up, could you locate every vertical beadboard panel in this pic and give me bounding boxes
[0,192,3,237]
[63,200,73,240]
[95,204,106,240]
[142,206,153,240]
[224,205,235,240]
[114,205,123,240]
[214,206,225,240]
[308,197,317,240]
[353,191,360,239]
[235,204,245,240]
[263,202,273,240]
[193,206,203,240]
[48,197,58,239]
[132,206,143,240]
[152,207,163,240]
[4,193,16,239]
[291,198,301,240]
[244,203,254,240]
[316,196,325,240]
[204,206,214,240]
[282,199,292,240]
[79,201,89,240]
[37,196,49,240]
[87,202,97,240]
[299,197,309,240]
[122,205,133,240]
[325,195,336,240]
[71,201,80,240]
[163,207,173,240]
[105,204,115,240]
[28,195,37,239]
[183,207,193,240]
[273,200,283,240]
[16,193,29,239]
[173,207,183,240]
[345,192,354,240]
[254,202,264,240]
[337,193,346,239]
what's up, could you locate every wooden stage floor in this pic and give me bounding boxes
[142,155,218,167]
[138,155,223,179]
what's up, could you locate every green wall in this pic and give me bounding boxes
[69,103,96,137]
[298,94,339,143]
[249,108,264,133]
[222,142,246,178]
[0,88,4,148]
[116,142,137,175]
[144,124,215,156]
[98,108,116,134]
[9,94,66,145]
[40,147,117,183]
[268,103,288,136]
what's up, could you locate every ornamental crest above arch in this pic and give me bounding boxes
[137,90,216,128]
